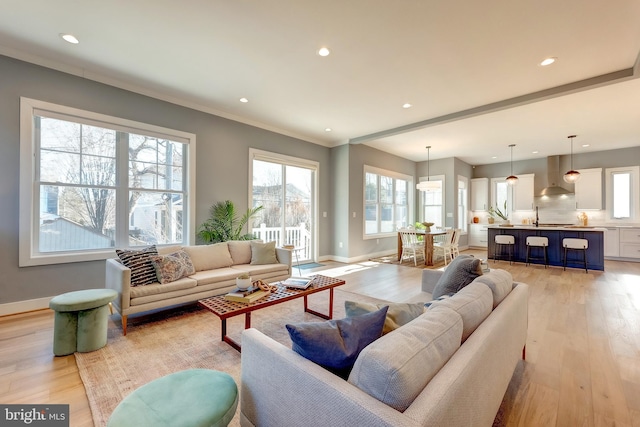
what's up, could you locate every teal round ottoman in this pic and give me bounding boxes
[49,289,117,356]
[107,369,238,427]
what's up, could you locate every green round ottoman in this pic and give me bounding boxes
[49,289,117,356]
[107,369,238,427]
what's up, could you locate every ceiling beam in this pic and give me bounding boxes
[349,68,636,145]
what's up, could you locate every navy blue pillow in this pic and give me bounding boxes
[286,306,388,379]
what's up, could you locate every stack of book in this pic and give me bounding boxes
[224,286,269,303]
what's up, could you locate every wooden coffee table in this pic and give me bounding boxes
[198,275,346,351]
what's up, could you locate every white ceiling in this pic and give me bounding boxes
[1,0,640,165]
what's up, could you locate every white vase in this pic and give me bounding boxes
[236,277,252,290]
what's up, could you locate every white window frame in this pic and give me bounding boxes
[491,177,512,217]
[605,166,640,223]
[363,165,413,238]
[19,97,196,266]
[418,174,445,228]
[457,175,468,233]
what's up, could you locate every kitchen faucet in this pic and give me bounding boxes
[534,206,539,227]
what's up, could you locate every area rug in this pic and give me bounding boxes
[297,262,325,269]
[75,289,384,427]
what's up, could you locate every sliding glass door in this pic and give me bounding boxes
[250,150,317,264]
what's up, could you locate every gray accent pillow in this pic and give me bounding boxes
[431,255,483,299]
[345,301,424,335]
[250,240,279,265]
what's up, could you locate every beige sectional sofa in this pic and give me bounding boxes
[240,268,528,427]
[106,241,292,334]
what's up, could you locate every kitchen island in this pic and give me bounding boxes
[487,225,605,271]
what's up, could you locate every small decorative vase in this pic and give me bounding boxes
[236,277,252,290]
[488,217,495,224]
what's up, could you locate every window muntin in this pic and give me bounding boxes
[20,98,195,266]
[419,176,444,228]
[457,176,468,232]
[364,167,412,236]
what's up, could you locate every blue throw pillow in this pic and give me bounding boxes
[286,306,388,379]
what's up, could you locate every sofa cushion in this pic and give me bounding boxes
[286,306,388,379]
[183,243,233,271]
[150,250,196,284]
[426,282,493,342]
[129,276,197,299]
[472,269,513,308]
[188,267,240,286]
[250,241,279,265]
[116,245,158,287]
[344,301,424,335]
[348,305,463,412]
[228,240,252,265]
[431,255,483,299]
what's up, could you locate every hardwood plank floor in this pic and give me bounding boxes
[1,249,639,426]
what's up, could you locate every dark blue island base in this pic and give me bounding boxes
[487,227,604,271]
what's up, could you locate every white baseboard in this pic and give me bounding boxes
[0,296,53,317]
[318,250,396,265]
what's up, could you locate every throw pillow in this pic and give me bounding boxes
[423,293,455,309]
[116,245,158,287]
[228,240,252,265]
[183,243,233,271]
[250,240,279,265]
[431,255,483,299]
[286,306,388,379]
[344,301,424,335]
[149,250,196,284]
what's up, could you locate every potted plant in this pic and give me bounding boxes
[197,200,264,243]
[236,273,252,290]
[488,201,509,224]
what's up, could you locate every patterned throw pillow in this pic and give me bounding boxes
[345,301,425,335]
[150,250,196,284]
[116,246,158,287]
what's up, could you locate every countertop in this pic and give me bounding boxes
[487,225,606,231]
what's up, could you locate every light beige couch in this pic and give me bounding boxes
[240,268,528,427]
[106,241,291,334]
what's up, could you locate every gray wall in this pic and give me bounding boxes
[0,54,332,305]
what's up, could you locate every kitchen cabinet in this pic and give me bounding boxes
[575,168,602,210]
[468,223,489,247]
[470,178,489,211]
[619,227,640,259]
[603,227,619,258]
[513,174,534,211]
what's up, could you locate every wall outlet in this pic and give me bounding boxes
[323,211,327,218]
[352,212,356,218]
[376,239,379,244]
[447,212,453,218]
[339,242,343,248]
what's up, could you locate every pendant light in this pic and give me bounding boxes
[506,144,518,185]
[563,135,581,183]
[416,146,439,191]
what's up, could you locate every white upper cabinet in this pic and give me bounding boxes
[513,174,534,211]
[470,178,489,211]
[575,168,602,210]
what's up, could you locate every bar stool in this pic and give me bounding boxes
[563,238,589,273]
[494,235,515,265]
[526,236,548,268]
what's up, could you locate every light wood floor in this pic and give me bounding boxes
[2,249,640,426]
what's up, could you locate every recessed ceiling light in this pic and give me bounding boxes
[325,128,332,132]
[532,150,539,154]
[582,144,590,147]
[318,47,330,57]
[492,156,497,159]
[540,57,556,66]
[239,98,248,103]
[60,33,79,44]
[402,103,412,109]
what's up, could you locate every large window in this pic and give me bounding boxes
[20,98,196,266]
[364,166,411,236]
[606,166,639,222]
[419,175,445,228]
[491,177,511,215]
[457,176,468,232]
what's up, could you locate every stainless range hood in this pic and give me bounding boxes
[538,156,573,196]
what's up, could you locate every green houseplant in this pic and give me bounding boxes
[488,201,509,222]
[197,200,264,243]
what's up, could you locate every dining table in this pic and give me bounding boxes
[397,229,447,266]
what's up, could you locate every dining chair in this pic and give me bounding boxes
[433,228,455,266]
[399,229,425,266]
[451,228,461,258]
